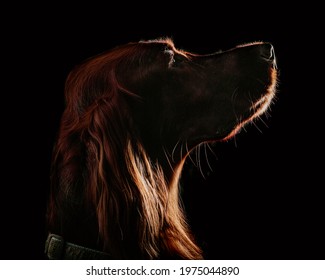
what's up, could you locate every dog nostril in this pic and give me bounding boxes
[261,43,277,68]
[260,43,274,59]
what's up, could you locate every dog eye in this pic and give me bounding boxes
[164,48,186,67]
[164,49,175,64]
[172,54,185,67]
[164,48,174,56]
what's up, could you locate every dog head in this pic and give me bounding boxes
[83,38,277,163]
[66,38,277,166]
[49,37,278,259]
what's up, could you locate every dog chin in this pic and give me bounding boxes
[221,87,276,142]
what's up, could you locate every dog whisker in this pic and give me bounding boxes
[255,77,265,86]
[47,38,278,260]
[195,146,200,173]
[171,140,181,162]
[231,86,240,102]
[256,115,269,128]
[179,142,184,160]
[186,141,197,167]
[196,145,206,179]
[204,143,214,173]
[232,133,238,147]
[251,119,263,133]
[163,147,174,171]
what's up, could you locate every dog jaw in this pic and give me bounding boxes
[221,67,278,142]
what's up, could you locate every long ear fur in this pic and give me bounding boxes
[83,96,203,258]
[47,46,203,259]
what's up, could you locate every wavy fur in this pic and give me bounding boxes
[47,38,277,259]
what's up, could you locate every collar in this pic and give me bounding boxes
[45,233,111,260]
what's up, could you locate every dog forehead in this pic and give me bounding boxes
[139,37,180,54]
[140,37,175,47]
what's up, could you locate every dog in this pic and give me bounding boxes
[45,37,277,259]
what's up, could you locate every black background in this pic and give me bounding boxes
[3,5,323,260]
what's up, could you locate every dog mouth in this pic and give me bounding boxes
[220,75,277,141]
[189,75,277,145]
[221,44,278,142]
[178,43,279,148]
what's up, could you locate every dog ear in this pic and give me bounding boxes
[48,42,204,259]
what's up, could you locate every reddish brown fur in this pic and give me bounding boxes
[47,38,277,259]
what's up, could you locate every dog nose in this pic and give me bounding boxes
[261,43,277,68]
[260,43,274,60]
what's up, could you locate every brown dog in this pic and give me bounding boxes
[45,38,277,259]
